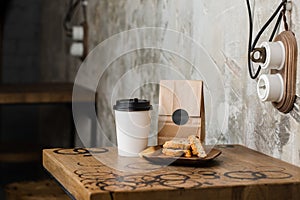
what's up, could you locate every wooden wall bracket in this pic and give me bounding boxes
[81,21,88,61]
[271,31,298,113]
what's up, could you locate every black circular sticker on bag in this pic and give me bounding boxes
[172,109,189,125]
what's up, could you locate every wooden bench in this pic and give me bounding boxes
[5,179,70,200]
[0,142,41,163]
[0,83,97,163]
[0,83,94,104]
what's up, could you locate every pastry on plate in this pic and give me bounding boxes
[162,135,206,158]
[162,148,192,158]
[188,135,207,158]
[162,138,191,150]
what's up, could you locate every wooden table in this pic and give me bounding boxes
[43,145,300,200]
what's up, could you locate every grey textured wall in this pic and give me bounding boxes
[40,0,81,82]
[85,0,300,166]
[40,0,300,166]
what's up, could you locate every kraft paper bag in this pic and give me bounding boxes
[158,80,205,145]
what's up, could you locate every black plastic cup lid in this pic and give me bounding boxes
[113,98,153,111]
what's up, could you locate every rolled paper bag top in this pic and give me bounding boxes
[113,98,153,111]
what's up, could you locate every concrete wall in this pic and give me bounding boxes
[77,0,300,166]
[36,0,300,166]
[40,0,81,82]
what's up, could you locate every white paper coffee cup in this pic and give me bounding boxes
[114,98,152,157]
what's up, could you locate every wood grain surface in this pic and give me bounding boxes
[43,145,300,200]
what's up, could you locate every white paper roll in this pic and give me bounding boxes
[72,26,84,41]
[261,41,285,70]
[70,42,83,57]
